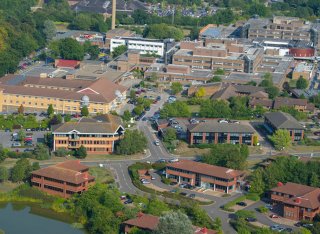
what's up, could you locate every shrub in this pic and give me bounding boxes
[257,206,268,213]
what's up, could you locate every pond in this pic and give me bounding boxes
[0,203,84,234]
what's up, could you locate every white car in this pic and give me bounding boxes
[142,180,150,184]
[12,142,21,147]
[151,176,156,180]
[218,119,229,123]
[169,158,179,163]
[154,140,160,146]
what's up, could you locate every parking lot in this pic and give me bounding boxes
[0,130,47,150]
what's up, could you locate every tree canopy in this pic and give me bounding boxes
[143,24,184,41]
[116,130,147,155]
[269,129,292,150]
[201,144,249,170]
[154,211,194,234]
[296,76,309,89]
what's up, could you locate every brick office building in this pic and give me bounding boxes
[264,112,304,141]
[166,160,245,194]
[270,182,320,221]
[31,160,95,198]
[52,114,125,155]
[187,120,255,146]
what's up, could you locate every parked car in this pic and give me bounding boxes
[142,180,150,184]
[218,119,229,123]
[236,202,247,207]
[180,192,187,196]
[284,228,293,233]
[245,217,257,222]
[265,204,273,210]
[154,140,160,146]
[270,214,279,218]
[189,194,196,198]
[168,158,179,163]
[170,189,177,193]
[124,199,133,204]
[169,182,178,186]
[313,131,320,136]
[179,183,187,188]
[151,176,156,180]
[120,195,126,200]
[12,142,21,147]
[157,159,166,163]
[23,148,33,152]
[270,225,280,231]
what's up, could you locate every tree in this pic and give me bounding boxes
[54,148,71,157]
[265,86,279,99]
[208,76,222,83]
[259,73,273,87]
[32,162,40,171]
[201,144,249,170]
[75,145,87,159]
[112,45,127,58]
[18,130,26,142]
[0,166,9,182]
[49,114,63,126]
[18,104,24,114]
[43,20,56,41]
[214,68,225,75]
[11,158,32,182]
[160,101,191,118]
[83,41,100,60]
[133,105,144,116]
[122,110,132,122]
[189,27,199,40]
[195,87,206,98]
[33,144,50,160]
[0,145,7,163]
[249,168,265,195]
[64,114,71,122]
[269,129,292,150]
[163,128,177,143]
[81,106,89,117]
[154,211,193,234]
[171,82,183,95]
[146,198,170,216]
[296,76,309,89]
[58,38,84,60]
[309,172,319,187]
[116,130,147,155]
[47,104,54,116]
[143,24,184,41]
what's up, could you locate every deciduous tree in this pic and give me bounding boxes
[269,129,292,150]
[154,211,193,234]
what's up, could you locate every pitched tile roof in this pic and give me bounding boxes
[123,213,217,234]
[52,114,124,134]
[167,160,244,180]
[249,98,273,108]
[187,120,255,133]
[273,97,307,109]
[271,182,320,209]
[56,59,80,68]
[211,84,267,100]
[264,111,304,130]
[32,160,94,184]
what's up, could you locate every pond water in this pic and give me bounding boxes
[0,203,84,234]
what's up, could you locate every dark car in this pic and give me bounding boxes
[5,128,10,132]
[169,182,178,186]
[189,194,195,198]
[124,199,133,204]
[156,96,161,101]
[284,228,293,233]
[236,202,247,207]
[245,217,257,222]
[180,192,188,196]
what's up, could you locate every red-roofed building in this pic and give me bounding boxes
[166,160,245,194]
[31,160,95,198]
[122,213,217,234]
[55,59,81,69]
[270,182,320,221]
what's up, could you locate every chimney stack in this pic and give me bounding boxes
[111,0,116,30]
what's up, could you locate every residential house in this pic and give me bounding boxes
[211,84,268,100]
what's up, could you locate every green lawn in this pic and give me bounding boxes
[89,167,115,184]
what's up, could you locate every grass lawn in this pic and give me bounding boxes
[288,79,297,88]
[189,105,200,113]
[248,146,263,155]
[246,159,264,170]
[89,167,115,184]
[175,141,210,157]
[0,181,20,193]
[287,145,320,153]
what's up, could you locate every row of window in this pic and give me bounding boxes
[56,140,112,145]
[55,134,116,138]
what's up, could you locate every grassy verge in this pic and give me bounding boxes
[89,167,115,184]
[128,163,213,206]
[221,193,260,212]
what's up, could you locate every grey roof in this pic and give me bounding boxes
[187,121,255,133]
[264,112,303,130]
[201,28,222,38]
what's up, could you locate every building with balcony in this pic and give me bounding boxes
[264,112,305,141]
[166,160,244,194]
[270,182,320,221]
[31,160,95,198]
[52,114,125,155]
[187,120,255,146]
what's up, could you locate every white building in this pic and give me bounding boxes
[110,37,165,56]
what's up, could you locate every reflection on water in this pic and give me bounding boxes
[0,203,84,234]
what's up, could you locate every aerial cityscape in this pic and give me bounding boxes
[0,0,320,233]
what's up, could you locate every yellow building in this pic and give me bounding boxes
[52,114,125,154]
[0,75,127,114]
